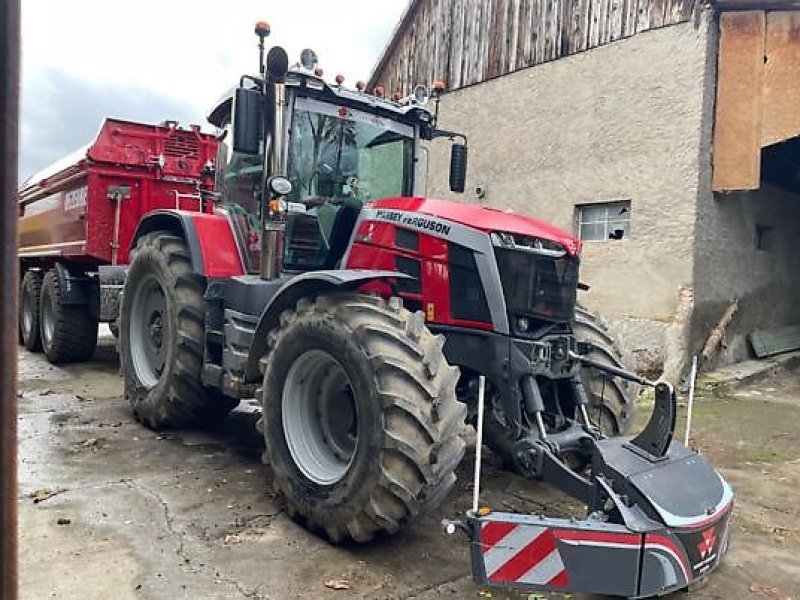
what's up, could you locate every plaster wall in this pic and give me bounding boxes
[422,14,714,375]
[692,185,800,366]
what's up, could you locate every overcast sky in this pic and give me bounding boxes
[20,0,408,180]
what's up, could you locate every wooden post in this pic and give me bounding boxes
[700,300,739,366]
[0,0,20,598]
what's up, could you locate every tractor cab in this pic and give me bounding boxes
[206,30,466,277]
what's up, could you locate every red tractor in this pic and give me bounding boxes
[117,23,733,598]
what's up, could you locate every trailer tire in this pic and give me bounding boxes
[573,305,636,435]
[20,270,43,351]
[39,270,98,363]
[260,293,465,543]
[119,231,238,429]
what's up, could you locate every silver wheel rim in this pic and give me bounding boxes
[282,349,359,486]
[129,274,169,388]
[42,288,55,346]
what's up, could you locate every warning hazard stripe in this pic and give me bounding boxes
[480,522,568,587]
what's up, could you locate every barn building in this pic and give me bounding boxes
[370,0,800,378]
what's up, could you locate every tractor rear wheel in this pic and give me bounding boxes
[19,270,43,351]
[259,293,466,543]
[39,269,98,363]
[119,231,238,429]
[573,305,636,435]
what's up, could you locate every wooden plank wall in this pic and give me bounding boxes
[712,10,800,191]
[761,11,800,147]
[712,11,766,191]
[371,0,696,94]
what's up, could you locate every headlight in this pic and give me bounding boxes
[300,48,318,71]
[490,231,566,258]
[268,176,293,197]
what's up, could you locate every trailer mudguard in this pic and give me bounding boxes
[243,269,412,382]
[51,262,100,318]
[132,210,245,278]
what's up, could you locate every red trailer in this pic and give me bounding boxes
[18,118,218,363]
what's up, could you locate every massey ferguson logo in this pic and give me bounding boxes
[697,528,717,559]
[375,209,402,222]
[401,216,451,236]
[373,209,453,237]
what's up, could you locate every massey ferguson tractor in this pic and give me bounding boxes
[117,23,733,598]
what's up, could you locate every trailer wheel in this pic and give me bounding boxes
[19,270,43,351]
[573,306,636,435]
[260,294,466,543]
[119,231,238,428]
[39,270,98,363]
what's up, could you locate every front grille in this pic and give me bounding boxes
[494,248,578,322]
[163,132,199,158]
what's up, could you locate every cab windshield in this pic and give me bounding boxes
[286,97,415,204]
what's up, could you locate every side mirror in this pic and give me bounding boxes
[266,46,289,80]
[449,142,468,193]
[232,87,263,155]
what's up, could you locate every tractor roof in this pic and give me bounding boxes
[207,68,434,130]
[370,197,582,256]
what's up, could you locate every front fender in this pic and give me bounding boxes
[244,269,412,382]
[132,210,245,278]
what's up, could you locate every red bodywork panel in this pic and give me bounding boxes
[346,202,494,331]
[370,197,582,256]
[18,118,217,267]
[346,196,582,332]
[191,212,246,277]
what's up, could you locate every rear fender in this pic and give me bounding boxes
[244,269,412,382]
[132,210,245,277]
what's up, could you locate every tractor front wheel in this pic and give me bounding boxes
[119,231,238,428]
[574,305,637,435]
[260,293,466,543]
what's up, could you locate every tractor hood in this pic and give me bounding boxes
[370,197,582,257]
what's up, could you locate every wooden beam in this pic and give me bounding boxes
[762,11,800,147]
[712,11,766,192]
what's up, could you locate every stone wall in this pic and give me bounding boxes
[421,13,714,377]
[692,185,800,366]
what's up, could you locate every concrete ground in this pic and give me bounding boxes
[17,333,800,600]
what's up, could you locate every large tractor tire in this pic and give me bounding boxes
[19,270,43,351]
[39,269,98,363]
[573,305,637,435]
[259,293,466,543]
[119,231,238,429]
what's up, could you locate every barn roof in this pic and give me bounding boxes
[369,0,799,94]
